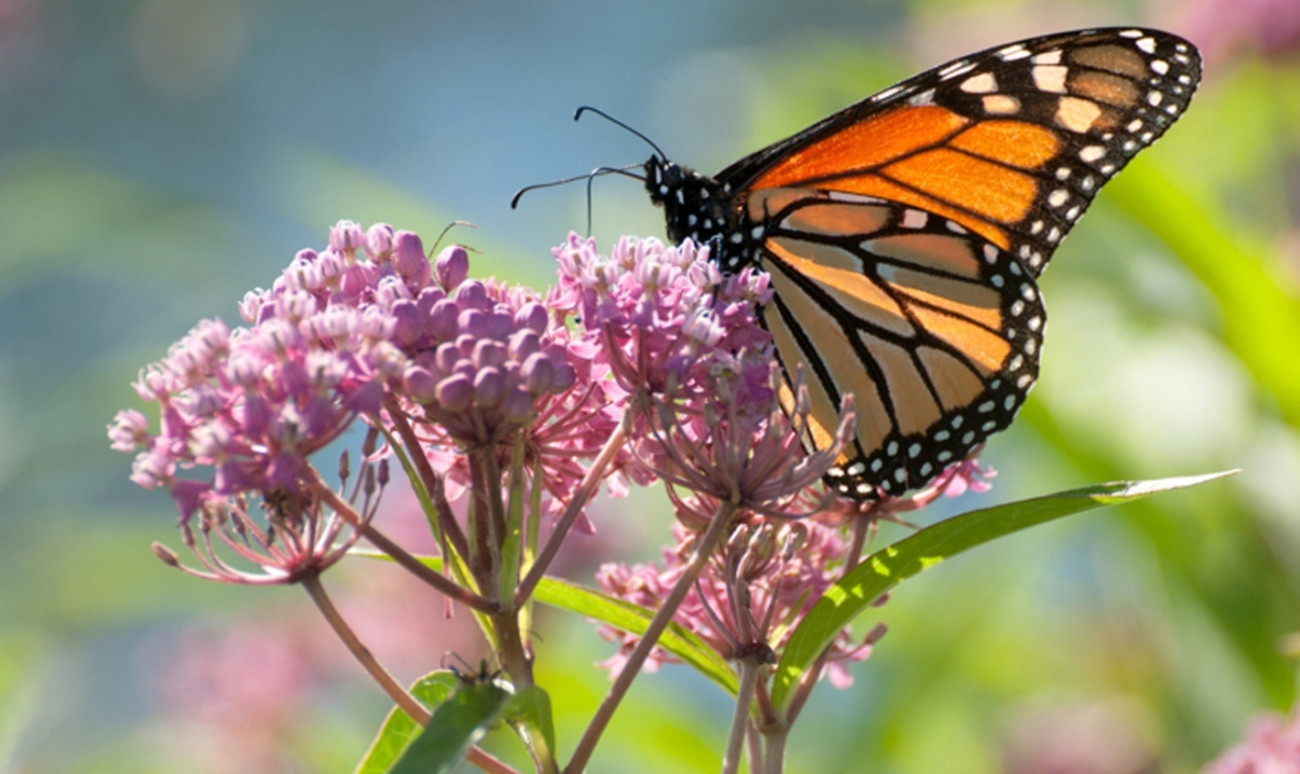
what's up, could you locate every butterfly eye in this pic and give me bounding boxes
[662,163,684,187]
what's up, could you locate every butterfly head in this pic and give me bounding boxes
[644,155,737,258]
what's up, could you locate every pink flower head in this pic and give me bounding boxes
[152,483,370,585]
[111,221,428,518]
[552,233,771,404]
[394,264,578,447]
[553,234,854,516]
[650,363,857,524]
[595,517,882,687]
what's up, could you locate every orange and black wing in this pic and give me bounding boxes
[721,28,1201,277]
[746,189,1043,498]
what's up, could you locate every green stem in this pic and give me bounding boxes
[302,574,427,724]
[383,400,471,562]
[302,576,518,774]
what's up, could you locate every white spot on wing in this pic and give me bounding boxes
[901,209,928,229]
[998,43,1029,61]
[939,60,977,80]
[1079,145,1106,163]
[959,71,998,94]
[1032,65,1069,93]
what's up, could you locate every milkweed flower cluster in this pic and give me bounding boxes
[550,233,772,405]
[111,223,994,773]
[596,518,880,687]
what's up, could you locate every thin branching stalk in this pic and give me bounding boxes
[564,499,738,774]
[747,724,764,774]
[723,659,762,774]
[383,399,471,560]
[309,481,497,614]
[761,723,789,774]
[303,574,517,774]
[783,648,832,727]
[303,574,427,723]
[515,420,627,605]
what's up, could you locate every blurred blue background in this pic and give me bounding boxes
[4,0,1300,771]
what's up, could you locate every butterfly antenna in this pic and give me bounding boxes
[510,164,643,210]
[573,106,667,159]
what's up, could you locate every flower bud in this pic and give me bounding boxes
[389,300,421,346]
[521,352,554,394]
[435,245,469,291]
[330,220,366,254]
[515,302,548,334]
[472,339,506,369]
[393,230,430,287]
[472,366,505,407]
[435,374,473,412]
[403,366,439,404]
[501,388,534,424]
[365,223,395,261]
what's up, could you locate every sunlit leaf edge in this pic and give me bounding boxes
[354,672,460,774]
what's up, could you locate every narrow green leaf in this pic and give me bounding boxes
[349,552,740,693]
[390,681,511,774]
[353,672,460,774]
[770,472,1235,712]
[533,576,740,694]
[505,686,557,770]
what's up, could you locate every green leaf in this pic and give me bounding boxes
[390,681,512,774]
[354,672,460,774]
[770,472,1235,712]
[505,686,557,770]
[533,576,740,694]
[349,552,740,694]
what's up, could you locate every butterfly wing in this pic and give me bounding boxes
[722,27,1201,277]
[747,188,1043,497]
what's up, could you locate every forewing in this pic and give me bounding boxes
[723,28,1201,277]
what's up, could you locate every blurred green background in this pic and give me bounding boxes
[3,0,1299,771]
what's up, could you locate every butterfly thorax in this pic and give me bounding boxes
[644,156,755,272]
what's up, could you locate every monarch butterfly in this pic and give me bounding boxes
[632,27,1201,500]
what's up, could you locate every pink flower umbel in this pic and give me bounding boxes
[597,517,881,687]
[151,447,386,584]
[552,233,772,406]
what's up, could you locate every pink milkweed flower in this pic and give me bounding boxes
[551,233,772,408]
[595,516,882,687]
[151,446,385,585]
[111,223,433,518]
